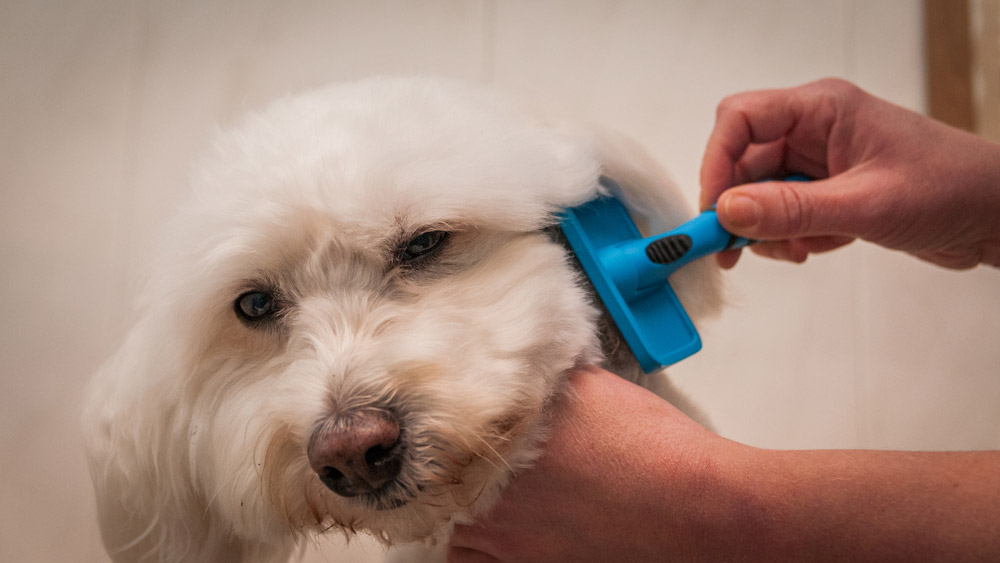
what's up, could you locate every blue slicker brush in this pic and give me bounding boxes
[559,175,808,373]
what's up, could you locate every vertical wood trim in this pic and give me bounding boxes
[925,0,975,130]
[975,0,1000,142]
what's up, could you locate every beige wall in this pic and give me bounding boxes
[3,1,997,561]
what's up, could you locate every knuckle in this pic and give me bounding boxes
[813,77,866,114]
[811,77,859,98]
[715,92,750,118]
[777,184,813,236]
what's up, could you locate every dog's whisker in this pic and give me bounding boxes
[412,497,450,509]
[108,511,160,555]
[452,474,494,510]
[468,434,513,474]
[202,469,246,519]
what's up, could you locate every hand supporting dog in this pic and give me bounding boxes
[449,367,1000,563]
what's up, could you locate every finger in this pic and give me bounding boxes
[802,235,856,254]
[716,248,742,269]
[731,139,789,186]
[914,249,983,270]
[700,87,807,208]
[447,546,502,563]
[716,177,856,240]
[450,522,495,550]
[750,241,808,263]
[747,236,855,263]
[733,138,832,188]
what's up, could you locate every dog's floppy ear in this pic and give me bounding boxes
[585,127,724,323]
[83,322,192,562]
[575,127,719,425]
[83,319,270,562]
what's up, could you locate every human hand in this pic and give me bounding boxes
[446,366,752,563]
[446,366,1000,563]
[700,78,1000,269]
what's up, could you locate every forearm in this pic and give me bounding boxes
[717,448,1000,562]
[449,369,1000,563]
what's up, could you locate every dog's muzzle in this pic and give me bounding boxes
[307,409,404,500]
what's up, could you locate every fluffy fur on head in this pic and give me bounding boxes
[84,77,721,562]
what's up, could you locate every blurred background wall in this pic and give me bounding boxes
[2,1,998,561]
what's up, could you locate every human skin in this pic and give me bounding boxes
[448,79,1000,562]
[700,78,1000,269]
[448,367,1000,563]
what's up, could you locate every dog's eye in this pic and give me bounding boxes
[235,291,276,322]
[399,230,450,263]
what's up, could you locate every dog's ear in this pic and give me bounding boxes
[583,126,724,324]
[578,127,720,426]
[542,124,723,388]
[84,308,295,561]
[83,324,186,562]
[83,320,234,563]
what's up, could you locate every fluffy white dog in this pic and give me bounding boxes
[84,77,721,562]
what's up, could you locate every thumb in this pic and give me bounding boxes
[716,179,844,240]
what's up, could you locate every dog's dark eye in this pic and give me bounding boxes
[400,230,450,263]
[235,291,276,322]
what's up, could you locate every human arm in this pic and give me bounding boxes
[699,78,1000,269]
[448,367,1000,562]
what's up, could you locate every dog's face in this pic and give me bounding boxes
[94,78,613,550]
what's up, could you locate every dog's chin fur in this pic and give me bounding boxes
[83,77,722,563]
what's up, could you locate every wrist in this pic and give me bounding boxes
[645,439,780,563]
[696,443,784,562]
[679,445,838,562]
[973,140,1000,267]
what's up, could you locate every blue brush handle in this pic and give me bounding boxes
[600,175,809,300]
[598,209,739,299]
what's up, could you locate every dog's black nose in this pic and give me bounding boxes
[307,409,403,497]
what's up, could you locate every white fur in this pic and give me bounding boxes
[83,77,721,562]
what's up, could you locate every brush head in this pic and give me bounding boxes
[559,195,702,372]
[561,175,807,372]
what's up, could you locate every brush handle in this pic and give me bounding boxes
[646,208,753,263]
[599,209,742,299]
[600,175,809,299]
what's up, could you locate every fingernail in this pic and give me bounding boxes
[723,194,761,230]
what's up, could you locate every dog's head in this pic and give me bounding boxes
[85,77,719,559]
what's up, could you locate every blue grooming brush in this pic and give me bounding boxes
[559,175,808,372]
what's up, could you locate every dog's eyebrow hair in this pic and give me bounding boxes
[234,277,280,294]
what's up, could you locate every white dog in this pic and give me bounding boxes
[84,77,721,562]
